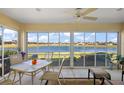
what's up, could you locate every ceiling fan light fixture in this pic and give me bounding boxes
[83,16,97,21]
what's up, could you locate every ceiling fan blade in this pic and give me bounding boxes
[83,16,98,21]
[81,8,97,16]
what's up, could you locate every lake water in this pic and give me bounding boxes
[27,46,117,53]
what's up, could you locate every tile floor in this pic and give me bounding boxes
[9,68,122,85]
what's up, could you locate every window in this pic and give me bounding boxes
[0,27,18,76]
[38,33,48,59]
[74,32,84,66]
[3,28,18,57]
[27,32,119,67]
[49,33,59,66]
[27,32,38,59]
[60,32,70,66]
[107,32,118,66]
[96,33,106,66]
[85,32,95,66]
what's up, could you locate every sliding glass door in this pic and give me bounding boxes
[0,27,18,77]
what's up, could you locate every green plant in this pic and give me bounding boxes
[4,50,17,56]
[119,56,124,64]
[115,55,122,62]
[106,53,114,63]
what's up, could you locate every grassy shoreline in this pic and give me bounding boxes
[1,43,117,48]
[28,52,116,59]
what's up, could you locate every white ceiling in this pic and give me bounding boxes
[0,8,124,23]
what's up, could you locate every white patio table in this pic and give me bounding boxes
[10,60,52,85]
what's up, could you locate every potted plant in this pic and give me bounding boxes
[32,54,38,65]
[20,51,26,60]
[106,53,114,70]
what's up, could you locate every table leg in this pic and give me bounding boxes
[121,71,124,81]
[100,78,105,85]
[31,72,34,85]
[45,80,48,85]
[88,69,90,79]
[93,73,96,85]
[19,72,22,85]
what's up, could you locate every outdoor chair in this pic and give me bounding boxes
[0,57,16,85]
[88,68,111,85]
[102,76,124,85]
[9,54,25,83]
[39,57,65,85]
[44,53,54,71]
[10,54,23,65]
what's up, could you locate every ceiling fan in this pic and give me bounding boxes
[75,8,98,21]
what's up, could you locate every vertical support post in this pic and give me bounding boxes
[70,32,74,67]
[1,27,4,77]
[94,32,96,67]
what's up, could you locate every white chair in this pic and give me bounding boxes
[45,52,53,61]
[45,53,54,71]
[10,54,23,65]
[39,58,65,85]
[0,57,16,85]
[9,54,24,83]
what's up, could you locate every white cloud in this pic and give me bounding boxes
[74,33,81,36]
[64,39,69,42]
[64,33,70,37]
[76,36,84,41]
[3,29,18,41]
[110,37,117,42]
[85,33,95,41]
[49,33,57,36]
[28,36,37,42]
[4,29,17,34]
[39,36,48,41]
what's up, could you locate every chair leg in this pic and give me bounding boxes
[57,79,61,85]
[51,66,54,72]
[88,69,90,79]
[12,71,17,84]
[61,73,65,84]
[40,79,43,85]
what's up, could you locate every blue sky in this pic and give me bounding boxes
[1,29,18,41]
[1,29,117,43]
[27,32,117,43]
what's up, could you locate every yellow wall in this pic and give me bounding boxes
[0,12,123,32]
[0,13,20,30]
[0,12,124,52]
[23,23,122,32]
[121,24,124,56]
